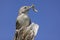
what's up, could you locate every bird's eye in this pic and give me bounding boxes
[24,7,27,9]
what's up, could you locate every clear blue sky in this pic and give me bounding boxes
[0,0,60,40]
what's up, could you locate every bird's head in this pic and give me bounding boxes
[18,4,38,15]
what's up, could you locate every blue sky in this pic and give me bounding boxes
[0,0,60,40]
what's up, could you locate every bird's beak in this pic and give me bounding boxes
[28,4,38,13]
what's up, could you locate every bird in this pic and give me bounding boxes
[14,4,39,40]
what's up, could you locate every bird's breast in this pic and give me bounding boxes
[17,14,31,27]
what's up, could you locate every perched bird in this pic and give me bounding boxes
[14,4,39,40]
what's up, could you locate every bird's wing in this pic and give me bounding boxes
[14,22,39,40]
[21,23,39,40]
[16,20,22,29]
[31,23,39,36]
[27,22,39,36]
